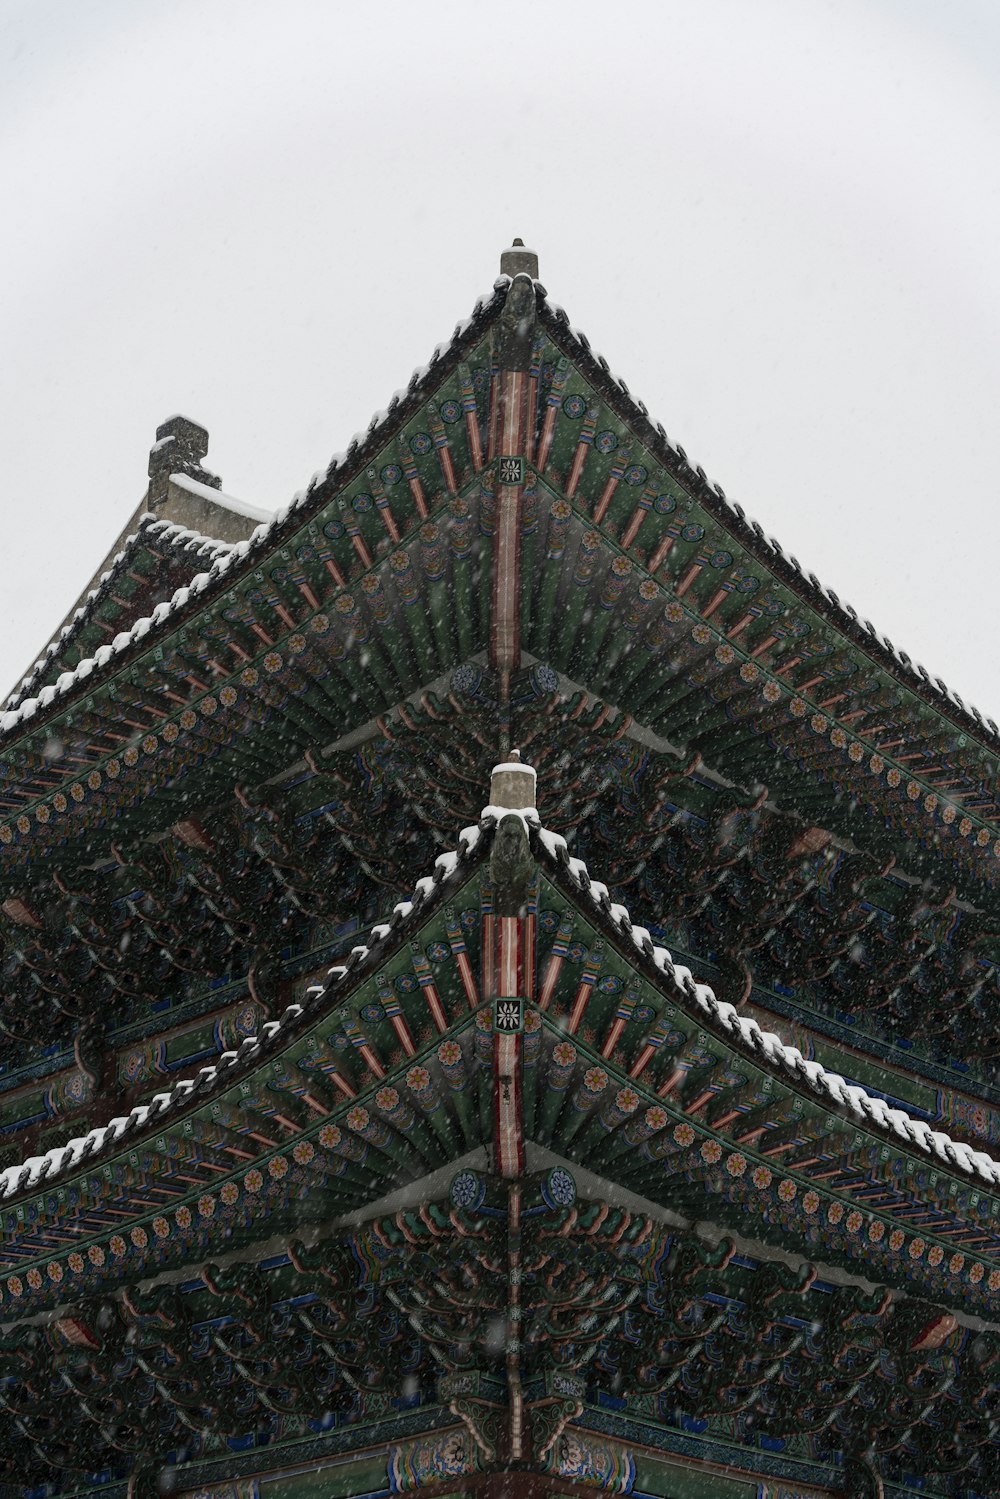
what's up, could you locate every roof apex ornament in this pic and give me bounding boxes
[489,749,536,811]
[500,237,539,280]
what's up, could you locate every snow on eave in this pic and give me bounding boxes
[0,819,488,1205]
[536,294,1000,748]
[0,284,506,744]
[4,516,234,713]
[530,818,1000,1192]
[169,472,276,526]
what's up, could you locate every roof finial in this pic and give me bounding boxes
[500,238,539,280]
[489,749,537,811]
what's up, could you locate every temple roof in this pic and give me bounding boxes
[0,269,995,922]
[1,276,996,744]
[2,788,997,1280]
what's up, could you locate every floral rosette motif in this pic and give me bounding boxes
[267,1155,289,1181]
[292,1140,315,1167]
[152,1216,170,1239]
[827,1200,844,1225]
[175,1206,192,1229]
[6,1277,21,1298]
[802,1189,819,1214]
[908,1237,925,1261]
[752,1165,773,1191]
[244,1169,263,1195]
[130,1226,148,1249]
[673,1122,696,1149]
[968,1261,985,1284]
[726,1153,747,1179]
[26,1268,43,1290]
[47,1262,63,1283]
[437,1039,466,1086]
[868,1220,885,1243]
[949,1252,965,1275]
[68,1252,85,1274]
[405,1066,433,1098]
[109,1235,127,1259]
[777,1179,797,1204]
[927,1244,944,1268]
[220,1180,240,1206]
[88,1245,105,1266]
[889,1229,905,1252]
[700,1138,722,1165]
[988,1269,1000,1292]
[437,1040,463,1067]
[198,1194,216,1218]
[624,1105,668,1148]
[598,1087,640,1132]
[549,1042,578,1091]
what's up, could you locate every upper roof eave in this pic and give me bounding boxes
[534,296,1000,750]
[4,514,235,713]
[0,282,509,746]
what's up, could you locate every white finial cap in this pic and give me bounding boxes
[489,749,536,810]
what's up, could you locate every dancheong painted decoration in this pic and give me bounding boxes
[0,243,998,1499]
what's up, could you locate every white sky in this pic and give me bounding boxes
[2,0,999,719]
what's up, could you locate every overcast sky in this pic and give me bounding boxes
[2,0,999,721]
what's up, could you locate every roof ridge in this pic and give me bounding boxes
[527,814,1000,1189]
[534,293,1000,747]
